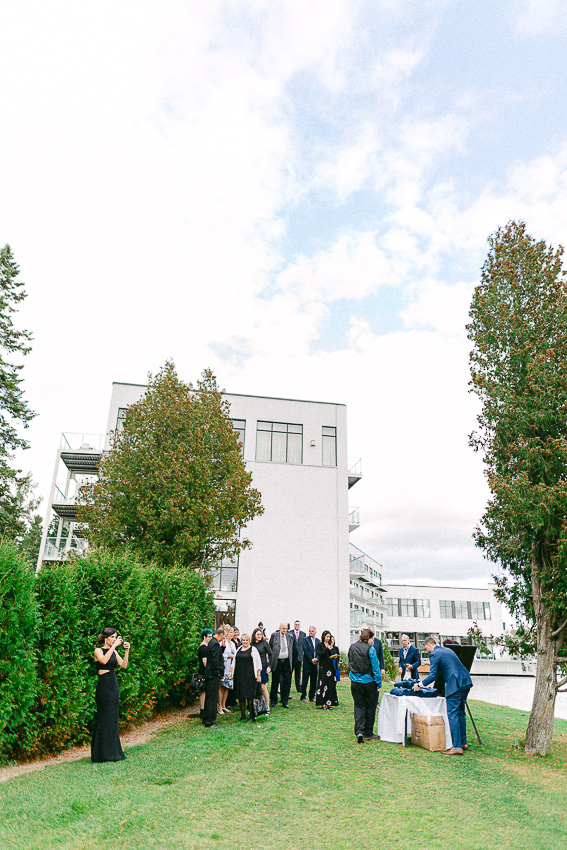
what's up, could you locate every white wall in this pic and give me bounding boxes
[106,384,352,650]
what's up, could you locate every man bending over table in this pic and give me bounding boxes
[414,635,472,755]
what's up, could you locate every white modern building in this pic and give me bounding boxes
[349,543,387,645]
[39,383,362,651]
[383,582,506,659]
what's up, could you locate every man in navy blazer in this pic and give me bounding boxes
[415,636,473,755]
[398,634,421,679]
[300,626,320,702]
[290,620,306,692]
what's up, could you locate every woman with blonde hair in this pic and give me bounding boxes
[218,624,236,714]
[233,633,262,721]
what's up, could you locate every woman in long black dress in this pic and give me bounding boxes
[198,629,212,720]
[91,627,130,763]
[251,626,273,715]
[233,633,262,721]
[315,630,339,710]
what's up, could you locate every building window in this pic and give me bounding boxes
[116,408,128,432]
[469,601,491,620]
[255,421,303,463]
[440,600,492,620]
[322,426,337,466]
[232,419,245,452]
[210,558,239,592]
[386,598,431,618]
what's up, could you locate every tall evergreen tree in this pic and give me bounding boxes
[78,362,264,570]
[0,245,37,540]
[468,221,567,756]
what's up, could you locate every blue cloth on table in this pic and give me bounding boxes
[389,686,439,698]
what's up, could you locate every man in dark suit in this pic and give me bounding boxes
[415,635,473,755]
[203,626,225,728]
[269,622,298,708]
[300,626,320,702]
[398,634,421,680]
[290,620,306,692]
[368,629,386,677]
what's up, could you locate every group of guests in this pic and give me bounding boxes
[90,621,473,762]
[347,629,473,754]
[197,620,343,728]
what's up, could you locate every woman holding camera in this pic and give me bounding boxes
[91,627,130,763]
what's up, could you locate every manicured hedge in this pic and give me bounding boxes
[0,543,215,763]
[0,542,39,761]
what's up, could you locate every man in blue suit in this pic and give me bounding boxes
[398,634,421,679]
[300,626,320,702]
[415,636,473,755]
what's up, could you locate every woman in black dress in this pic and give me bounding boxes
[251,627,273,715]
[233,633,262,721]
[198,629,213,720]
[91,627,130,763]
[315,630,339,710]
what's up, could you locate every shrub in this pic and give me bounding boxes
[0,541,215,763]
[0,541,39,760]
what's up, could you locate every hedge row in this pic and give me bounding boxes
[0,541,215,763]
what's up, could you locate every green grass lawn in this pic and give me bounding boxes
[1,682,566,850]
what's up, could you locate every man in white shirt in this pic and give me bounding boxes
[269,622,298,708]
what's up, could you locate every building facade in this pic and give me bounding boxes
[37,383,361,649]
[383,582,506,659]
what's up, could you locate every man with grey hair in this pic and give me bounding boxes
[269,622,298,709]
[398,634,421,680]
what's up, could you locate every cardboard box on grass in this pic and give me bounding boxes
[411,714,446,751]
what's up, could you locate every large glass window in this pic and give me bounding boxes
[387,598,431,618]
[440,599,491,619]
[454,601,469,619]
[116,408,128,432]
[322,426,337,466]
[231,419,245,453]
[255,421,303,463]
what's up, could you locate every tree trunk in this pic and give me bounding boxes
[525,570,557,756]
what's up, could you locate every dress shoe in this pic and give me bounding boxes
[462,745,468,751]
[357,734,364,744]
[282,703,289,708]
[207,724,220,729]
[300,698,308,703]
[363,734,380,741]
[442,747,463,755]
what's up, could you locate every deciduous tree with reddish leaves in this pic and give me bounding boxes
[468,220,567,756]
[78,362,263,572]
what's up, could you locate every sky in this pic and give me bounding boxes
[3,0,567,586]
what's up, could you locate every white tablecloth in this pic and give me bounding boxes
[378,692,452,748]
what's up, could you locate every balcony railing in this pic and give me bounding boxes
[348,508,360,532]
[60,432,105,451]
[348,458,362,488]
[349,556,382,587]
[43,536,88,561]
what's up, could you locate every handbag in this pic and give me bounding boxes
[253,681,268,716]
[191,673,206,691]
[253,694,269,716]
